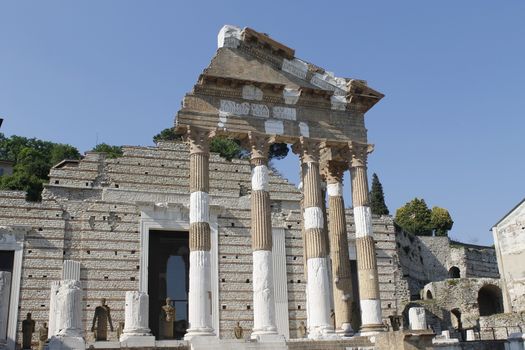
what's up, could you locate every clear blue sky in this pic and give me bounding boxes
[2,1,524,245]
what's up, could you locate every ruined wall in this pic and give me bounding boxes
[395,232,499,300]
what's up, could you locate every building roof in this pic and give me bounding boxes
[491,197,525,229]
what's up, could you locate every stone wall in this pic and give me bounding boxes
[492,199,525,313]
[0,141,405,346]
[395,232,499,301]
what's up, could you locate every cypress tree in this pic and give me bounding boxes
[369,173,389,215]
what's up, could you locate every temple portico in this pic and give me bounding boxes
[176,25,385,341]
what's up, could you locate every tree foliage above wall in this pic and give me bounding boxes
[153,127,289,161]
[0,133,81,201]
[395,198,433,236]
[431,206,454,236]
[395,197,454,236]
[90,143,123,158]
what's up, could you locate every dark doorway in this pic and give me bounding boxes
[426,290,433,300]
[0,250,14,273]
[448,266,460,278]
[451,308,463,341]
[148,230,190,340]
[477,284,503,316]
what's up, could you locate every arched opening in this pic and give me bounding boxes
[477,284,503,316]
[426,290,433,300]
[451,308,462,330]
[448,266,460,278]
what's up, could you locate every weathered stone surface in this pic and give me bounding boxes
[0,272,11,343]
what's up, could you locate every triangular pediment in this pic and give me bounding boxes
[176,25,384,146]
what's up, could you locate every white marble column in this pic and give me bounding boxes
[185,127,215,339]
[49,280,85,350]
[120,292,154,347]
[408,307,427,330]
[0,272,12,345]
[349,143,384,335]
[293,138,335,340]
[47,281,60,338]
[55,280,82,337]
[248,133,278,339]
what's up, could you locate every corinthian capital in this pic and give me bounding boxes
[292,137,320,164]
[185,126,210,154]
[245,132,271,165]
[322,160,347,184]
[349,142,374,168]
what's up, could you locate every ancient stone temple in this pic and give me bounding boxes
[0,25,519,350]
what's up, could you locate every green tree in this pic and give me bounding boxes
[369,173,389,215]
[268,143,289,160]
[91,143,123,158]
[395,198,432,235]
[209,137,243,161]
[50,144,81,166]
[0,133,81,201]
[153,128,183,144]
[431,206,454,236]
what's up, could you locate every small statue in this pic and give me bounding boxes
[330,309,336,330]
[116,321,125,339]
[160,297,175,339]
[22,313,35,349]
[298,321,307,338]
[91,298,114,341]
[38,323,48,350]
[233,322,243,339]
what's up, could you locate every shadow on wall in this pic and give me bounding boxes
[395,230,449,300]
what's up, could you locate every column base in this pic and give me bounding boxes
[48,336,85,350]
[184,328,215,340]
[251,332,284,343]
[119,334,156,348]
[336,322,355,338]
[358,323,385,336]
[307,326,339,340]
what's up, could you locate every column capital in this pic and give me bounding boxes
[292,137,320,164]
[245,132,271,165]
[185,127,210,155]
[322,160,347,185]
[348,142,374,168]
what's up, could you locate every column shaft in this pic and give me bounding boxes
[350,145,383,334]
[249,133,278,338]
[294,139,333,339]
[186,128,214,339]
[325,161,354,336]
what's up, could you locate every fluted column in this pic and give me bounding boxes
[248,133,278,339]
[349,143,383,334]
[185,127,214,339]
[324,161,354,337]
[293,138,334,339]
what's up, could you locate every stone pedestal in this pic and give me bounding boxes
[120,291,155,347]
[49,280,85,350]
[432,331,461,350]
[408,307,427,331]
[465,329,475,341]
[0,272,12,348]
